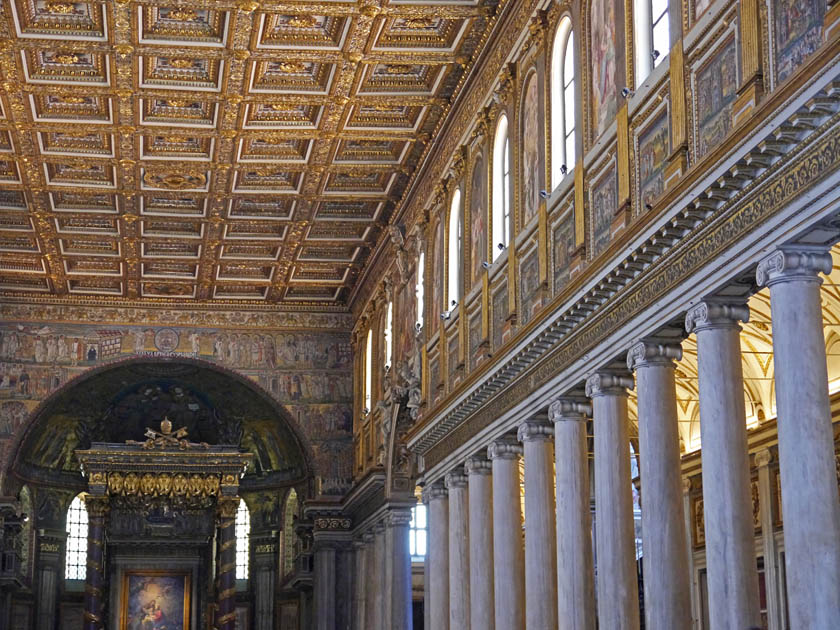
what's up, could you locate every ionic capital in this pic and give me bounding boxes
[362,531,375,543]
[353,538,367,550]
[754,448,773,468]
[444,468,468,489]
[487,435,523,460]
[627,340,683,371]
[386,509,413,528]
[426,480,449,501]
[584,372,634,398]
[548,397,591,422]
[684,301,749,334]
[373,520,386,534]
[465,455,492,475]
[756,246,832,287]
[517,420,554,443]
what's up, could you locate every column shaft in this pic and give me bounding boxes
[373,524,386,630]
[314,546,336,630]
[758,249,840,626]
[518,421,557,630]
[686,302,760,629]
[628,341,692,630]
[586,373,640,630]
[550,399,595,630]
[488,437,525,630]
[364,534,377,630]
[755,450,783,630]
[82,497,107,630]
[386,509,413,630]
[353,541,367,630]
[446,469,470,630]
[216,498,238,630]
[466,456,494,630]
[428,483,450,630]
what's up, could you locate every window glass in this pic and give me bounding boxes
[409,503,427,560]
[65,494,88,580]
[235,500,250,580]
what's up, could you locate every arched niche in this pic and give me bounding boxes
[3,357,315,497]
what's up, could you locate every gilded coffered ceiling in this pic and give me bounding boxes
[0,0,495,306]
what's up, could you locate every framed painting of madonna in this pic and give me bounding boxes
[119,570,191,630]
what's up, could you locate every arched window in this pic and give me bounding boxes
[65,494,88,580]
[363,328,372,413]
[634,0,669,87]
[235,500,251,580]
[447,187,462,307]
[492,114,511,258]
[416,252,425,329]
[551,17,576,189]
[384,301,393,370]
[283,489,298,576]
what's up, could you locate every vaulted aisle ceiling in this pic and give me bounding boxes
[0,0,495,305]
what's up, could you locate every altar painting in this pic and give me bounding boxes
[120,570,190,630]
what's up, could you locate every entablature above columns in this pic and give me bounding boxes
[406,52,840,482]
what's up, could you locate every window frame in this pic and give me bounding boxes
[235,499,251,581]
[550,16,576,190]
[634,0,669,88]
[363,328,373,414]
[65,493,88,581]
[492,113,511,259]
[447,187,462,307]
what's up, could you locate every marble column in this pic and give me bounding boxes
[82,496,108,630]
[446,468,470,630]
[466,455,494,630]
[757,247,840,626]
[754,449,782,630]
[517,420,557,630]
[363,532,377,630]
[353,539,367,630]
[373,522,386,630]
[421,490,431,630]
[428,480,450,630]
[549,398,595,630]
[314,545,336,630]
[386,509,413,630]
[685,301,760,629]
[627,340,692,630]
[488,436,525,630]
[585,371,640,630]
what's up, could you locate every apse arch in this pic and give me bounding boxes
[2,356,316,496]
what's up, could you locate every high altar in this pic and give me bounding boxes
[74,420,252,630]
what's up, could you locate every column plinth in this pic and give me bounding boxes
[585,372,640,630]
[757,247,840,627]
[465,455,494,630]
[686,301,761,629]
[628,340,692,630]
[549,398,595,630]
[488,436,525,630]
[518,420,557,630]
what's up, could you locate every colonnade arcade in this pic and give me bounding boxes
[350,240,840,630]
